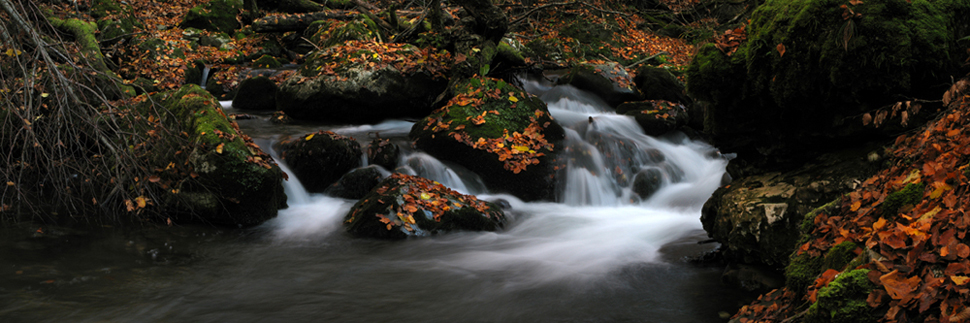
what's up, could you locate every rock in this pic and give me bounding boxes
[409,76,566,201]
[556,62,641,107]
[700,148,876,267]
[276,131,362,193]
[277,42,450,123]
[232,77,277,110]
[721,263,785,292]
[344,173,507,239]
[270,111,292,124]
[152,85,286,226]
[366,138,400,170]
[91,0,142,46]
[632,168,663,200]
[180,0,244,34]
[325,165,386,199]
[633,66,690,106]
[307,18,378,49]
[685,0,969,159]
[615,100,689,136]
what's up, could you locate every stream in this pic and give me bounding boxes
[0,77,756,322]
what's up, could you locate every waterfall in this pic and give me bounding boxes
[200,65,211,89]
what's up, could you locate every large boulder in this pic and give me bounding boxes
[366,137,400,170]
[276,131,362,193]
[180,0,244,34]
[701,148,879,267]
[556,62,642,107]
[344,173,507,239]
[686,0,969,158]
[232,76,277,110]
[276,41,451,123]
[153,85,286,226]
[409,76,566,201]
[325,165,386,199]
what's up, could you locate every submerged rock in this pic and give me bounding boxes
[325,165,386,199]
[344,173,506,239]
[409,76,566,201]
[276,131,362,193]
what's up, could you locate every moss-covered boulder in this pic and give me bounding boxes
[805,268,877,323]
[153,85,286,226]
[276,131,362,193]
[90,0,142,45]
[277,41,451,123]
[324,165,386,199]
[556,62,642,107]
[615,100,690,137]
[307,18,378,49]
[344,173,506,239]
[409,76,566,201]
[180,0,244,34]
[686,0,970,155]
[232,76,277,110]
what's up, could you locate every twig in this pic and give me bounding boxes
[509,1,630,26]
[624,51,670,69]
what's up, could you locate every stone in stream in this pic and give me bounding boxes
[231,76,277,110]
[324,165,386,200]
[148,84,286,226]
[555,62,642,107]
[366,137,400,170]
[344,173,507,239]
[276,131,362,193]
[409,76,566,201]
[276,41,450,124]
[631,168,663,200]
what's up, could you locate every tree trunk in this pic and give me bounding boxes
[252,10,358,33]
[451,0,508,43]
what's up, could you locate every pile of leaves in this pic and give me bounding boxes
[732,80,970,322]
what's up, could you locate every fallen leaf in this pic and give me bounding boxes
[776,43,786,57]
[216,143,225,154]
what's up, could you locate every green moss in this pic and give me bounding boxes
[881,182,925,216]
[686,0,969,138]
[822,241,859,271]
[252,54,282,68]
[805,269,878,323]
[181,0,243,34]
[786,251,824,293]
[439,77,547,141]
[495,41,526,66]
[310,19,377,48]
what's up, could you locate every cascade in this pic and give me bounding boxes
[199,65,211,90]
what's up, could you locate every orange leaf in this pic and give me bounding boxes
[952,276,970,285]
[851,200,862,212]
[776,43,786,57]
[216,143,225,154]
[148,175,161,183]
[880,270,921,300]
[136,196,147,208]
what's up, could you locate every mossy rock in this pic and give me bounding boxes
[181,0,244,34]
[633,66,690,106]
[276,131,362,193]
[881,182,924,216]
[91,0,142,45]
[686,0,970,153]
[805,269,878,323]
[277,42,450,123]
[151,85,286,226]
[344,173,506,239]
[251,54,282,68]
[409,76,566,201]
[556,62,642,107]
[308,19,378,49]
[232,76,277,110]
[366,138,400,170]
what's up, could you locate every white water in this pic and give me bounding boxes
[265,76,728,283]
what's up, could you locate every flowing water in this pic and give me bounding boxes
[0,77,755,322]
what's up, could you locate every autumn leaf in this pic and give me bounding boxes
[305,133,315,141]
[776,43,786,57]
[216,143,225,154]
[135,196,147,208]
[880,270,921,300]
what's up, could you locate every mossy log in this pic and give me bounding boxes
[252,10,358,32]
